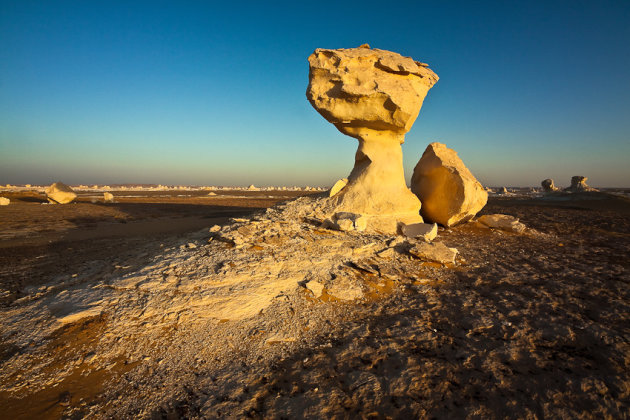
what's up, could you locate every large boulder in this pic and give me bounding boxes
[564,176,597,192]
[45,182,77,204]
[541,178,558,192]
[410,142,487,227]
[0,197,9,206]
[307,44,438,233]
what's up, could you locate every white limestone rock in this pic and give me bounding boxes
[45,182,77,204]
[401,222,438,242]
[411,142,487,227]
[541,179,558,192]
[409,241,458,264]
[564,176,598,192]
[0,197,9,206]
[477,214,526,233]
[329,178,348,197]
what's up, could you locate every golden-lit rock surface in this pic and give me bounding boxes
[307,45,438,233]
[411,142,487,227]
[45,181,77,204]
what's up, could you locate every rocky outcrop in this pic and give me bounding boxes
[307,44,438,233]
[410,142,487,227]
[45,182,77,204]
[541,179,558,192]
[564,176,597,192]
[0,197,9,206]
[103,192,114,203]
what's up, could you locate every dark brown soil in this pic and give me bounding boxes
[0,191,628,419]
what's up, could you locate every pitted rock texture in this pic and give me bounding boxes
[411,142,487,227]
[306,44,438,138]
[306,45,438,232]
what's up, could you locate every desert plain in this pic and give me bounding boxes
[0,185,629,419]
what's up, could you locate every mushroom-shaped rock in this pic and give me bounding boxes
[541,179,558,192]
[306,45,438,233]
[564,176,597,192]
[45,182,77,204]
[411,142,487,227]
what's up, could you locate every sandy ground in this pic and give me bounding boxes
[0,190,628,419]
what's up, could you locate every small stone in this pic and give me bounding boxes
[329,178,348,197]
[187,242,197,249]
[409,241,458,264]
[401,222,438,242]
[477,214,526,233]
[209,225,221,233]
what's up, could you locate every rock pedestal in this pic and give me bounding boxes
[306,44,438,233]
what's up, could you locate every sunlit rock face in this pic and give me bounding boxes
[45,181,77,204]
[411,142,487,227]
[306,44,438,233]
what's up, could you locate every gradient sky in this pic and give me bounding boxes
[1,0,629,187]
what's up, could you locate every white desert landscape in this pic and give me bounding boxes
[0,45,629,419]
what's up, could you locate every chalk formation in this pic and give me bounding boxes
[307,44,438,232]
[565,176,597,192]
[411,142,488,227]
[45,181,77,204]
[541,178,558,192]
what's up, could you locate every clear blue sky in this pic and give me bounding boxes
[1,0,629,187]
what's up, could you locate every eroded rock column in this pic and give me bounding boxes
[306,44,438,233]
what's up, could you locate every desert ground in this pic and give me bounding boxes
[0,188,629,419]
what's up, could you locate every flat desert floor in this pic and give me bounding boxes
[0,189,629,419]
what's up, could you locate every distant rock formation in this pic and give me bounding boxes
[103,192,114,203]
[564,176,598,192]
[45,182,77,204]
[411,142,487,227]
[307,44,438,233]
[541,179,558,192]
